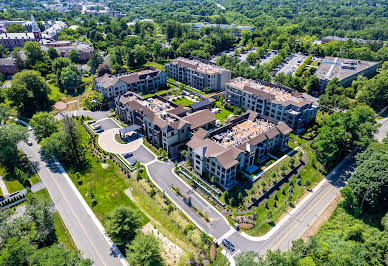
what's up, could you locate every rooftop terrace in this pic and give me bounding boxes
[212,118,276,148]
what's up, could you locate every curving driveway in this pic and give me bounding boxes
[98,128,142,154]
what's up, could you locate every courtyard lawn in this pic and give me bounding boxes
[215,108,233,123]
[172,97,195,107]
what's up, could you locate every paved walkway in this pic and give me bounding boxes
[98,128,143,154]
[0,176,9,196]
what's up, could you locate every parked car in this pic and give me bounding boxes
[222,239,235,252]
[27,140,33,146]
[95,128,104,133]
[123,153,133,159]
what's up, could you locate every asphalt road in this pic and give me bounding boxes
[18,133,124,266]
[142,145,358,259]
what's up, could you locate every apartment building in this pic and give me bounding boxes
[225,78,318,132]
[115,92,216,156]
[165,57,231,91]
[186,110,292,190]
[94,67,166,99]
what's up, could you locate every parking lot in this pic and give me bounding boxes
[259,50,278,64]
[276,54,307,75]
[93,118,120,132]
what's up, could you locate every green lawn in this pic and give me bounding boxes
[4,179,24,193]
[67,124,149,226]
[172,97,195,107]
[29,174,40,185]
[215,108,233,123]
[53,212,77,251]
[144,62,165,71]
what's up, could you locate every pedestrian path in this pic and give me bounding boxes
[0,176,9,196]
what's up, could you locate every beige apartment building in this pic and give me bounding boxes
[94,67,166,99]
[115,92,216,156]
[186,110,292,190]
[225,78,318,132]
[165,57,232,91]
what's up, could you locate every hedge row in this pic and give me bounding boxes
[294,56,312,77]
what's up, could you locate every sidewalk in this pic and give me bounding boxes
[0,176,9,196]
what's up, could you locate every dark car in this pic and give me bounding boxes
[222,239,235,252]
[123,153,133,159]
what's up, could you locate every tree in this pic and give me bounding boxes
[0,237,37,265]
[96,63,112,77]
[30,112,59,142]
[61,116,85,166]
[6,24,26,33]
[12,47,24,70]
[0,104,10,125]
[47,47,59,60]
[41,131,66,161]
[0,124,27,170]
[52,57,71,76]
[106,206,141,247]
[69,49,81,64]
[60,66,82,93]
[88,51,103,74]
[126,233,162,266]
[5,70,51,116]
[29,244,93,266]
[24,41,46,68]
[236,251,261,266]
[347,146,388,211]
[26,192,57,247]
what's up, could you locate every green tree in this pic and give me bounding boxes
[347,147,388,211]
[30,112,59,142]
[106,206,141,247]
[29,244,93,266]
[88,51,103,74]
[69,49,81,64]
[0,124,27,170]
[0,104,10,125]
[61,116,85,166]
[126,233,162,266]
[59,66,82,93]
[6,24,26,33]
[0,237,37,265]
[5,70,51,116]
[24,41,46,68]
[47,47,59,60]
[96,63,112,77]
[26,192,57,247]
